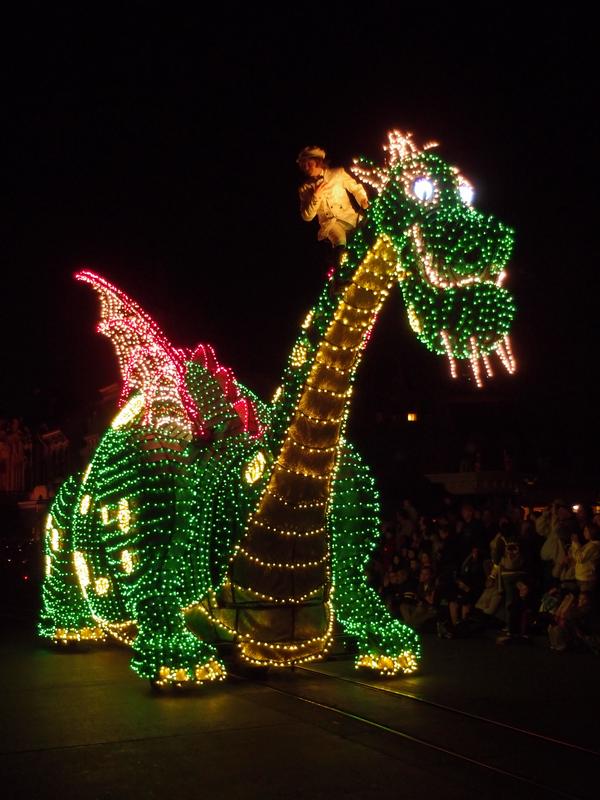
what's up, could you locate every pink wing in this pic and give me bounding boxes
[76,271,263,439]
[76,270,203,439]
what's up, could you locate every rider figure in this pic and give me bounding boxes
[297,146,369,251]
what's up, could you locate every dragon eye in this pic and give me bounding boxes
[458,179,475,205]
[412,177,436,202]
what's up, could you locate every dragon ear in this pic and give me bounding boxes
[75,270,202,439]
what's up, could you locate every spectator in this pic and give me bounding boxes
[456,503,486,557]
[555,503,580,548]
[380,525,396,573]
[474,562,504,619]
[395,509,416,546]
[400,565,438,631]
[570,523,600,595]
[449,545,488,630]
[496,579,537,644]
[536,501,565,590]
[382,556,414,614]
[493,522,528,628]
[548,591,595,653]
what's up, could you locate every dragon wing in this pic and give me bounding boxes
[76,271,264,440]
[76,270,202,439]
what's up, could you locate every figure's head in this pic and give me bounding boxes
[556,504,572,521]
[297,146,326,178]
[584,523,600,542]
[352,130,517,386]
[419,565,434,583]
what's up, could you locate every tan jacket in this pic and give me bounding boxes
[571,539,600,582]
[299,167,368,242]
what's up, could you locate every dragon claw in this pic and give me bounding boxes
[52,626,106,644]
[356,651,419,676]
[152,658,227,689]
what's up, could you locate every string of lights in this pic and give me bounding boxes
[39,130,516,685]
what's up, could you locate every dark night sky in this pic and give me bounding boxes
[3,5,598,484]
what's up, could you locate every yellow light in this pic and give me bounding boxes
[111,393,144,429]
[155,660,226,686]
[356,651,418,676]
[80,495,92,515]
[100,506,110,525]
[121,549,136,574]
[117,498,131,533]
[50,528,61,551]
[301,310,314,330]
[243,451,267,484]
[407,412,418,422]
[45,555,51,576]
[407,304,421,333]
[73,551,90,591]
[53,626,105,644]
[291,342,309,368]
[272,386,283,403]
[95,577,111,595]
[82,463,92,485]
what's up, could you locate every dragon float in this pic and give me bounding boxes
[39,131,516,687]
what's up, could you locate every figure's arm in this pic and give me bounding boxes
[299,182,322,221]
[534,508,551,538]
[570,538,582,561]
[342,170,369,210]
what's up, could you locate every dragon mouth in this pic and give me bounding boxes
[440,329,517,388]
[408,224,505,289]
[406,224,515,387]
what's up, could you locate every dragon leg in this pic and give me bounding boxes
[39,476,105,644]
[130,571,226,687]
[330,444,421,675]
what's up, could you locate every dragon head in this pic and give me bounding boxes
[352,130,516,385]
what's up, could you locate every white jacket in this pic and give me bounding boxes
[299,167,368,243]
[571,539,600,582]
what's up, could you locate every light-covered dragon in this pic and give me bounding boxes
[39,131,516,687]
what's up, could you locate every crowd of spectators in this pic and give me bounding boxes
[368,497,600,655]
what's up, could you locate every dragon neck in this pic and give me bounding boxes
[226,235,399,604]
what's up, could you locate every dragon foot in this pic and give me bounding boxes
[50,626,106,645]
[132,625,226,686]
[150,658,227,690]
[356,651,419,676]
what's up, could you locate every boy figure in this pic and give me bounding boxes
[297,146,369,249]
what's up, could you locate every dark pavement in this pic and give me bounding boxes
[1,610,598,800]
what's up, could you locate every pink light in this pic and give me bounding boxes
[76,270,263,440]
[191,343,263,437]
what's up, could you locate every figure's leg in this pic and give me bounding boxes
[449,600,460,627]
[39,476,104,644]
[330,445,421,675]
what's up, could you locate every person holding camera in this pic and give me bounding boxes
[297,146,368,245]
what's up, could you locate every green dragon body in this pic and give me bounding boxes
[39,131,516,686]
